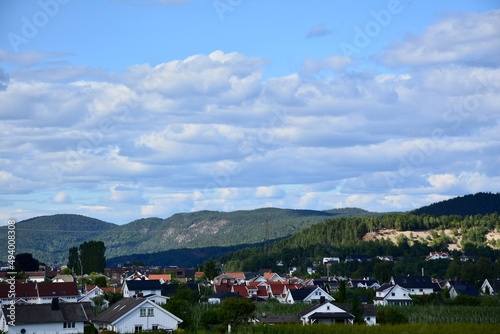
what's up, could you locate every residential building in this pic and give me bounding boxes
[390,276,435,295]
[481,278,500,295]
[284,286,334,304]
[373,284,413,306]
[122,280,164,298]
[0,282,79,306]
[92,298,182,332]
[425,251,451,261]
[1,299,92,334]
[445,280,480,299]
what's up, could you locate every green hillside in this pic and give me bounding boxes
[0,214,117,266]
[0,208,373,266]
[98,207,369,259]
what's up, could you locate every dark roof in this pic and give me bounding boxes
[1,301,92,325]
[376,283,393,292]
[392,276,435,289]
[93,298,145,324]
[486,279,500,290]
[289,286,317,301]
[449,281,479,297]
[125,279,164,291]
[312,279,339,289]
[309,312,354,320]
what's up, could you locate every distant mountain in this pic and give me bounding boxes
[412,192,500,216]
[0,208,376,266]
[0,214,117,266]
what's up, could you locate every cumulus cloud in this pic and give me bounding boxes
[378,10,500,68]
[2,43,500,222]
[53,192,72,204]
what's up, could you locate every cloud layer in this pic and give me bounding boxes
[1,10,500,224]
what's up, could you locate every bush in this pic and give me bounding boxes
[453,295,481,306]
[377,307,409,324]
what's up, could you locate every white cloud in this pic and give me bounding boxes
[53,192,72,204]
[2,45,500,223]
[427,174,459,191]
[379,10,500,67]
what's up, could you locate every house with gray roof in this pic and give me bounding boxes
[283,286,334,304]
[0,299,92,334]
[92,297,182,332]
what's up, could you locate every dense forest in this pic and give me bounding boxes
[0,207,372,265]
[2,193,499,271]
[412,192,500,216]
[218,213,500,283]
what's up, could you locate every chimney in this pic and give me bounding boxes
[51,298,59,310]
[422,267,424,276]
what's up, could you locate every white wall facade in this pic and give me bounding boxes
[113,301,181,332]
[7,321,84,334]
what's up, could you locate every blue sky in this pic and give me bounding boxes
[1,0,500,224]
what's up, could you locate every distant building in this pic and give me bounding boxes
[425,251,451,261]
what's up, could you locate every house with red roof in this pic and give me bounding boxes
[0,282,79,306]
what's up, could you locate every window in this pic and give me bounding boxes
[152,325,159,330]
[326,306,330,310]
[63,322,75,328]
[140,308,154,317]
[391,292,395,296]
[134,325,143,333]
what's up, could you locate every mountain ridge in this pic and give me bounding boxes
[3,192,499,267]
[0,207,372,265]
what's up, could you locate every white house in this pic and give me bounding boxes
[390,276,435,295]
[0,282,79,306]
[144,294,169,305]
[481,278,500,295]
[284,286,334,304]
[52,274,75,283]
[425,251,451,261]
[299,301,354,325]
[92,298,182,332]
[373,284,413,306]
[323,257,341,264]
[78,285,110,309]
[1,300,92,334]
[122,280,164,298]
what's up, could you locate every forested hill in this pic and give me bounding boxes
[0,207,373,266]
[412,192,500,216]
[0,214,117,267]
